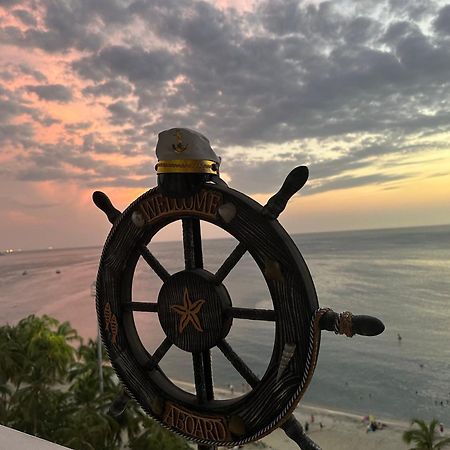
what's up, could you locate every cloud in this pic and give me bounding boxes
[434,5,450,35]
[25,84,73,102]
[64,122,91,132]
[0,195,60,209]
[0,0,105,53]
[81,80,132,98]
[306,173,409,195]
[11,139,155,189]
[70,0,450,150]
[0,0,22,6]
[12,9,37,27]
[0,123,34,147]
[18,64,48,82]
[0,64,47,82]
[0,96,31,120]
[1,0,450,197]
[73,45,180,84]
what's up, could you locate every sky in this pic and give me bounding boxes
[0,0,449,250]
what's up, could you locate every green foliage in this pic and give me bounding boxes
[0,315,190,450]
[403,419,450,450]
[128,415,192,450]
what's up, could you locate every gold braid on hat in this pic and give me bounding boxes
[156,159,219,175]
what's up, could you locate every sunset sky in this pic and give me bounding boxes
[1,0,449,251]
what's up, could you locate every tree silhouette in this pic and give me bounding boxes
[403,419,450,450]
[0,315,190,450]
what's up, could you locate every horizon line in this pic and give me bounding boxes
[3,222,449,254]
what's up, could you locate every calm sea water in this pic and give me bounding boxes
[1,224,449,424]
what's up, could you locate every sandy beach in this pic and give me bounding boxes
[258,404,410,450]
[174,380,412,449]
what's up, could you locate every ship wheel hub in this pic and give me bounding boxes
[157,269,233,352]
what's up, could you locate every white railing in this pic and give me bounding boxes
[0,425,70,450]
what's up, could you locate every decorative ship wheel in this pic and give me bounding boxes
[93,128,384,450]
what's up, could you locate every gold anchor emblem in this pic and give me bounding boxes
[171,288,205,333]
[172,130,188,153]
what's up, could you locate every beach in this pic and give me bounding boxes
[260,405,410,450]
[175,380,413,449]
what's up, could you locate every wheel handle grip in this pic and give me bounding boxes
[281,415,322,450]
[262,166,309,219]
[319,310,385,337]
[93,191,121,225]
[108,390,131,418]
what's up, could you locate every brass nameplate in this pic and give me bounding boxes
[138,190,222,224]
[162,402,228,441]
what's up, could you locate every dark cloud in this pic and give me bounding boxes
[25,84,72,102]
[0,64,47,82]
[434,5,450,35]
[18,64,48,82]
[0,24,102,54]
[36,115,61,126]
[82,80,132,98]
[0,123,34,147]
[0,0,21,6]
[343,16,381,44]
[0,70,14,81]
[73,45,180,84]
[64,122,91,132]
[0,96,33,121]
[0,83,59,136]
[14,141,155,188]
[12,9,38,27]
[81,132,140,155]
[106,100,147,126]
[0,0,105,53]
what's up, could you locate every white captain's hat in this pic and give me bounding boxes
[155,128,220,175]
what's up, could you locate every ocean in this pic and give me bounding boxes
[1,224,449,425]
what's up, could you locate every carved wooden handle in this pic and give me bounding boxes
[262,166,309,219]
[92,191,121,225]
[319,310,385,337]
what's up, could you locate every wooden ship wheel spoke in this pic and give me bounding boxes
[93,128,385,450]
[217,339,259,389]
[212,241,247,284]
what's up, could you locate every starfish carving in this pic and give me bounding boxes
[171,288,205,334]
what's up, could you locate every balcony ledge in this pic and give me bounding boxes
[0,425,70,450]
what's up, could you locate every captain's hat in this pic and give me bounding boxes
[155,128,220,175]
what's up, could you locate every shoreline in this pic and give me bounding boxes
[261,404,412,450]
[172,378,410,427]
[172,379,416,449]
[3,222,449,254]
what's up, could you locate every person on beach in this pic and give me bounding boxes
[310,414,315,423]
[366,421,378,432]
